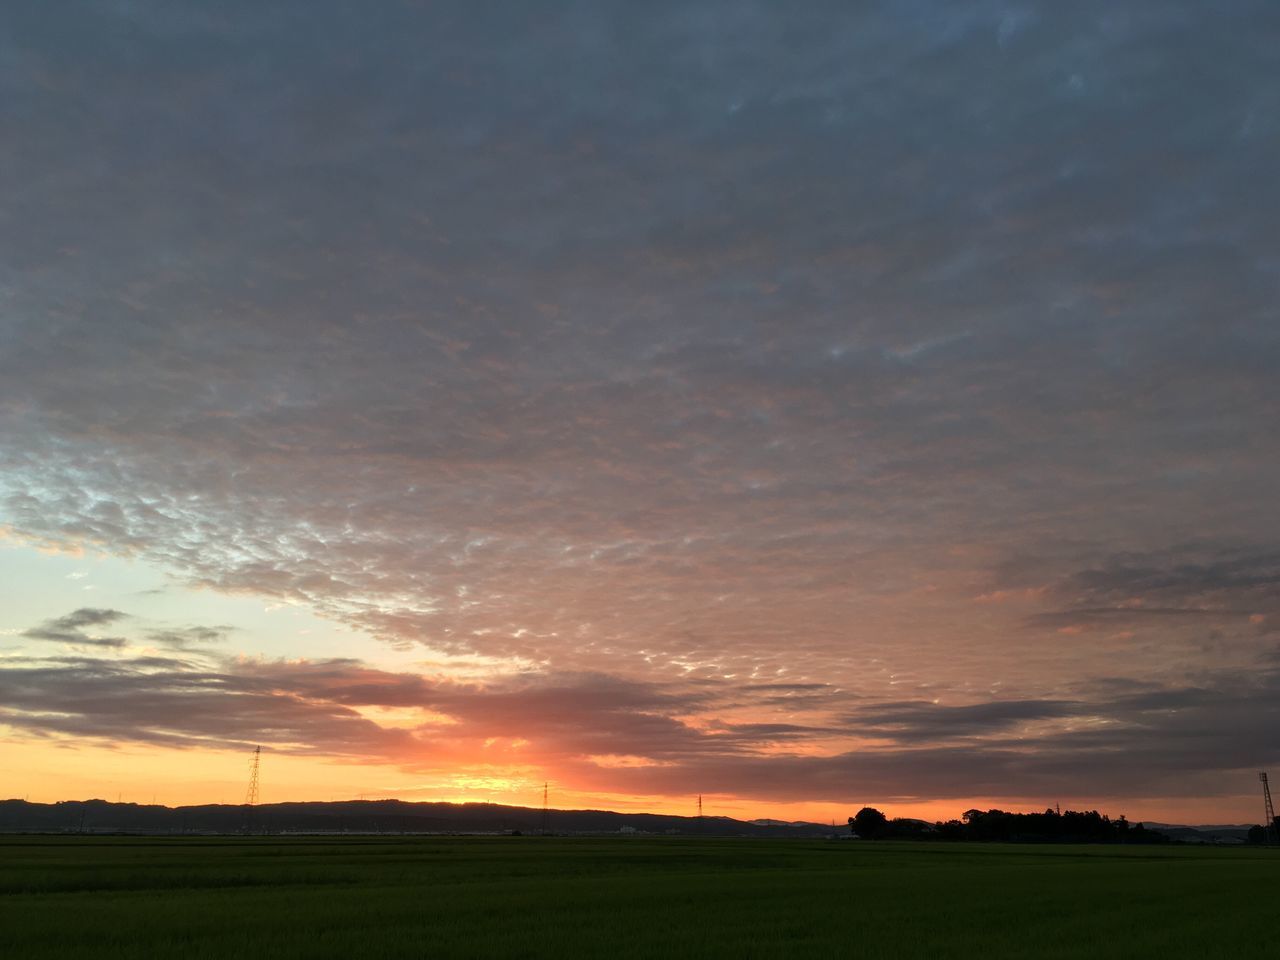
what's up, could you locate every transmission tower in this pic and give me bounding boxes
[245,746,261,806]
[697,794,703,819]
[1261,772,1276,842]
[539,781,550,835]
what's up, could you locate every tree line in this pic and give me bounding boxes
[848,806,1171,843]
[1246,821,1280,845]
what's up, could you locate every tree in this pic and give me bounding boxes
[1247,824,1266,845]
[852,806,888,839]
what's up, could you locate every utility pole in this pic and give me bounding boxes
[539,782,550,835]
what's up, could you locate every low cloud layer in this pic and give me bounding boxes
[4,609,1278,804]
[1,2,1278,808]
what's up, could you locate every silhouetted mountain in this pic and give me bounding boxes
[0,798,834,837]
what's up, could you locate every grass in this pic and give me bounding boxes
[1,836,1278,958]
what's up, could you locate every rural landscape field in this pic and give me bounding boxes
[3,4,1278,959]
[2,836,1278,959]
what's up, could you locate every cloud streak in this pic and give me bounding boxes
[22,609,130,649]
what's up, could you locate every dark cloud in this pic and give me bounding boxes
[848,699,1082,741]
[1060,551,1280,605]
[0,656,416,755]
[22,609,129,648]
[1024,548,1280,633]
[0,614,733,765]
[587,668,1280,802]
[40,609,126,630]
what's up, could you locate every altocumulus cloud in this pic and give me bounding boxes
[1,0,1279,805]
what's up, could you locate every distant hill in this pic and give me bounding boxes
[1139,823,1253,844]
[0,798,834,838]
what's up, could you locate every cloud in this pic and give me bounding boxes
[1059,551,1280,605]
[0,613,732,767]
[146,625,231,650]
[847,699,1082,741]
[40,609,125,630]
[4,609,1280,804]
[1024,549,1280,634]
[581,668,1280,802]
[0,2,1278,808]
[22,608,129,648]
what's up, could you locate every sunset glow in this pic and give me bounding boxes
[2,1,1278,829]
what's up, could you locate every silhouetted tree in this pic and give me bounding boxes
[853,806,1167,844]
[1247,824,1266,844]
[884,817,933,839]
[852,806,888,839]
[934,819,966,840]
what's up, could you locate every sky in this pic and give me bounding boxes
[1,1,1278,825]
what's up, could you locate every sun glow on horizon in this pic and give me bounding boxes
[1,531,1270,828]
[0,733,1264,828]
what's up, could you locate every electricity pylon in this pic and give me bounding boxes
[241,745,262,836]
[1261,772,1276,843]
[245,746,261,806]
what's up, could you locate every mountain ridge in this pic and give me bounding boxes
[0,797,834,837]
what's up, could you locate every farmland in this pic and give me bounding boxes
[1,836,1277,958]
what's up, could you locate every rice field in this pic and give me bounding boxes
[1,836,1276,958]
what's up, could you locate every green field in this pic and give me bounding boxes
[1,836,1277,958]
